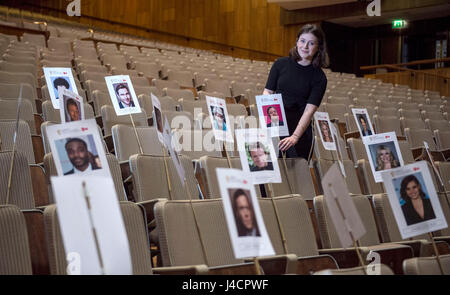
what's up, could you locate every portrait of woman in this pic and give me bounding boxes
[266,106,284,127]
[319,120,333,143]
[357,114,372,136]
[375,144,400,171]
[400,175,436,226]
[212,106,227,131]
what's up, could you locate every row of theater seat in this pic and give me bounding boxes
[0,17,449,275]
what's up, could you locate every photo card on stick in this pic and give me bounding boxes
[216,168,275,259]
[314,112,336,151]
[206,95,234,143]
[105,75,141,116]
[381,161,448,239]
[255,94,289,137]
[43,67,78,109]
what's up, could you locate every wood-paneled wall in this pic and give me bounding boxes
[16,0,306,61]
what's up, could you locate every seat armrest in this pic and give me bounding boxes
[153,265,209,275]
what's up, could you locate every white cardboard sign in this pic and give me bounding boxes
[206,96,234,143]
[381,161,448,239]
[314,112,336,151]
[51,176,133,275]
[105,75,141,116]
[235,128,281,184]
[255,94,289,137]
[43,67,78,109]
[47,119,111,178]
[363,131,404,182]
[322,163,366,248]
[216,168,275,259]
[151,92,164,144]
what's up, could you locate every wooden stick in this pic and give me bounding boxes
[224,141,232,168]
[5,84,23,205]
[162,147,173,200]
[281,151,294,195]
[185,177,210,266]
[82,181,105,275]
[253,257,262,275]
[428,232,445,275]
[129,112,143,155]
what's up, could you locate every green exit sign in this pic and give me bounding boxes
[392,20,407,29]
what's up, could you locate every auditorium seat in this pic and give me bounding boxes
[314,159,363,195]
[0,71,37,98]
[167,70,195,88]
[0,205,33,275]
[0,99,37,135]
[434,130,450,151]
[314,264,394,275]
[403,255,450,275]
[172,129,223,159]
[404,128,437,151]
[130,154,200,201]
[204,79,232,98]
[163,88,196,101]
[400,117,427,134]
[111,124,165,162]
[163,111,194,130]
[0,120,36,164]
[101,105,148,137]
[152,79,180,92]
[373,115,403,135]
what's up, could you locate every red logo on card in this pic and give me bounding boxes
[385,136,390,139]
[413,167,419,171]
[243,180,248,184]
[81,128,88,131]
[63,72,67,74]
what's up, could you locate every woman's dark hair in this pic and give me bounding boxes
[231,189,260,236]
[289,24,329,68]
[266,106,276,116]
[400,175,426,203]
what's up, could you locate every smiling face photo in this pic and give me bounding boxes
[246,141,273,172]
[318,120,333,143]
[357,114,373,136]
[113,83,135,109]
[263,105,284,127]
[369,142,400,171]
[64,96,81,122]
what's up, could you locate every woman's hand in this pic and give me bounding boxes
[279,134,299,151]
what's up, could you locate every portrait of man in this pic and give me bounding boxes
[230,189,261,237]
[65,98,81,122]
[52,77,71,99]
[247,142,273,172]
[114,83,135,109]
[63,137,101,175]
[265,106,284,128]
[211,106,227,131]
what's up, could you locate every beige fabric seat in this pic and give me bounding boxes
[163,111,194,130]
[163,88,195,101]
[101,105,148,137]
[0,120,35,164]
[426,119,450,132]
[43,202,153,275]
[400,117,427,133]
[314,159,362,195]
[323,103,348,123]
[172,129,223,159]
[204,79,232,97]
[373,115,402,135]
[0,205,33,275]
[167,70,195,88]
[111,124,165,162]
[0,99,36,135]
[0,151,35,209]
[434,130,450,151]
[403,255,450,275]
[375,107,399,118]
[0,71,37,98]
[130,154,200,201]
[404,128,437,151]
[152,79,180,92]
[43,152,126,203]
[271,158,317,199]
[134,62,161,79]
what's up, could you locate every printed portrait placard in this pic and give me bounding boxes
[151,92,164,144]
[381,161,448,239]
[43,67,79,109]
[314,112,336,151]
[206,96,234,143]
[59,89,85,123]
[363,132,404,183]
[105,75,141,116]
[216,168,275,259]
[235,128,281,185]
[255,94,289,137]
[321,163,366,248]
[47,119,111,178]
[51,176,133,275]
[352,108,374,138]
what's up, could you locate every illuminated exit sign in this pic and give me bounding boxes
[392,20,407,29]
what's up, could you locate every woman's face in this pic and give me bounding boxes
[214,109,224,126]
[321,122,330,136]
[379,149,391,164]
[297,33,319,61]
[268,107,279,122]
[405,180,421,200]
[360,117,368,131]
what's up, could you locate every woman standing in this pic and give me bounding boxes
[264,24,329,159]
